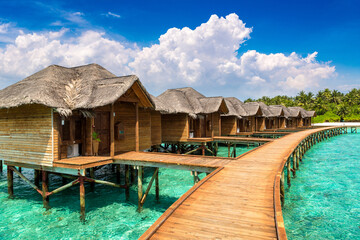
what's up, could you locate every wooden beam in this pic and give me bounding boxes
[7,166,13,198]
[110,104,115,157]
[10,166,42,195]
[141,168,159,205]
[42,171,50,210]
[155,168,159,202]
[138,166,143,212]
[125,165,130,200]
[79,176,85,222]
[135,102,139,152]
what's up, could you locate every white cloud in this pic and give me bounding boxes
[0,13,336,98]
[0,23,10,33]
[0,29,138,88]
[105,12,121,18]
[130,14,335,96]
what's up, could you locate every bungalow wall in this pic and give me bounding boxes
[279,118,286,128]
[212,113,221,137]
[0,104,56,167]
[221,116,237,136]
[256,117,266,131]
[151,110,162,146]
[161,113,189,142]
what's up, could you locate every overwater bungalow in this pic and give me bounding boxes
[241,102,265,132]
[288,107,316,127]
[258,103,285,130]
[154,87,228,143]
[0,63,159,166]
[220,97,247,135]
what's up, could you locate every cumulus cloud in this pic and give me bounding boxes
[130,14,252,86]
[0,29,138,88]
[0,13,336,97]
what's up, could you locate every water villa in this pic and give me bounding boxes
[0,63,332,239]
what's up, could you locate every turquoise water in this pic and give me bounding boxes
[283,132,360,239]
[0,145,255,239]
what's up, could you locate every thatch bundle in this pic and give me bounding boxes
[0,64,154,116]
[154,87,228,118]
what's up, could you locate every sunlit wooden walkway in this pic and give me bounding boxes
[140,127,340,239]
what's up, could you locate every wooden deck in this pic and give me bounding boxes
[140,127,336,239]
[53,156,113,169]
[213,136,274,143]
[113,152,234,173]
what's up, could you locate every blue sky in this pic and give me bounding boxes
[0,0,359,99]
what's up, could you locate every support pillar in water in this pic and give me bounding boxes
[125,165,130,201]
[138,166,143,212]
[79,176,85,222]
[42,171,50,210]
[7,166,13,198]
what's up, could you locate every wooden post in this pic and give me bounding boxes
[110,104,115,157]
[201,143,205,156]
[42,171,50,210]
[0,160,3,173]
[34,169,40,187]
[79,176,86,222]
[138,166,143,212]
[155,168,159,202]
[135,103,139,152]
[280,171,285,205]
[296,147,300,169]
[90,168,95,191]
[293,150,297,171]
[233,143,237,158]
[228,143,231,158]
[215,142,218,156]
[287,158,291,187]
[7,166,13,198]
[125,165,130,201]
[18,167,22,173]
[193,171,200,184]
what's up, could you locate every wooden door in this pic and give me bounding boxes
[95,112,110,155]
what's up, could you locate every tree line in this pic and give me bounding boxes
[244,88,360,122]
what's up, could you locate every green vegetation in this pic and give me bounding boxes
[245,88,360,123]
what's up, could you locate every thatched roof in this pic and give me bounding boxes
[221,97,248,118]
[242,102,263,117]
[288,107,316,118]
[267,105,284,117]
[0,64,154,116]
[150,94,176,114]
[156,87,229,118]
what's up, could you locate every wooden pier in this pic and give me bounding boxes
[140,126,346,239]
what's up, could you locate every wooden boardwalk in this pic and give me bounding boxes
[140,127,337,239]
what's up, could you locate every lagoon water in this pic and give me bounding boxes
[0,145,255,239]
[283,132,360,239]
